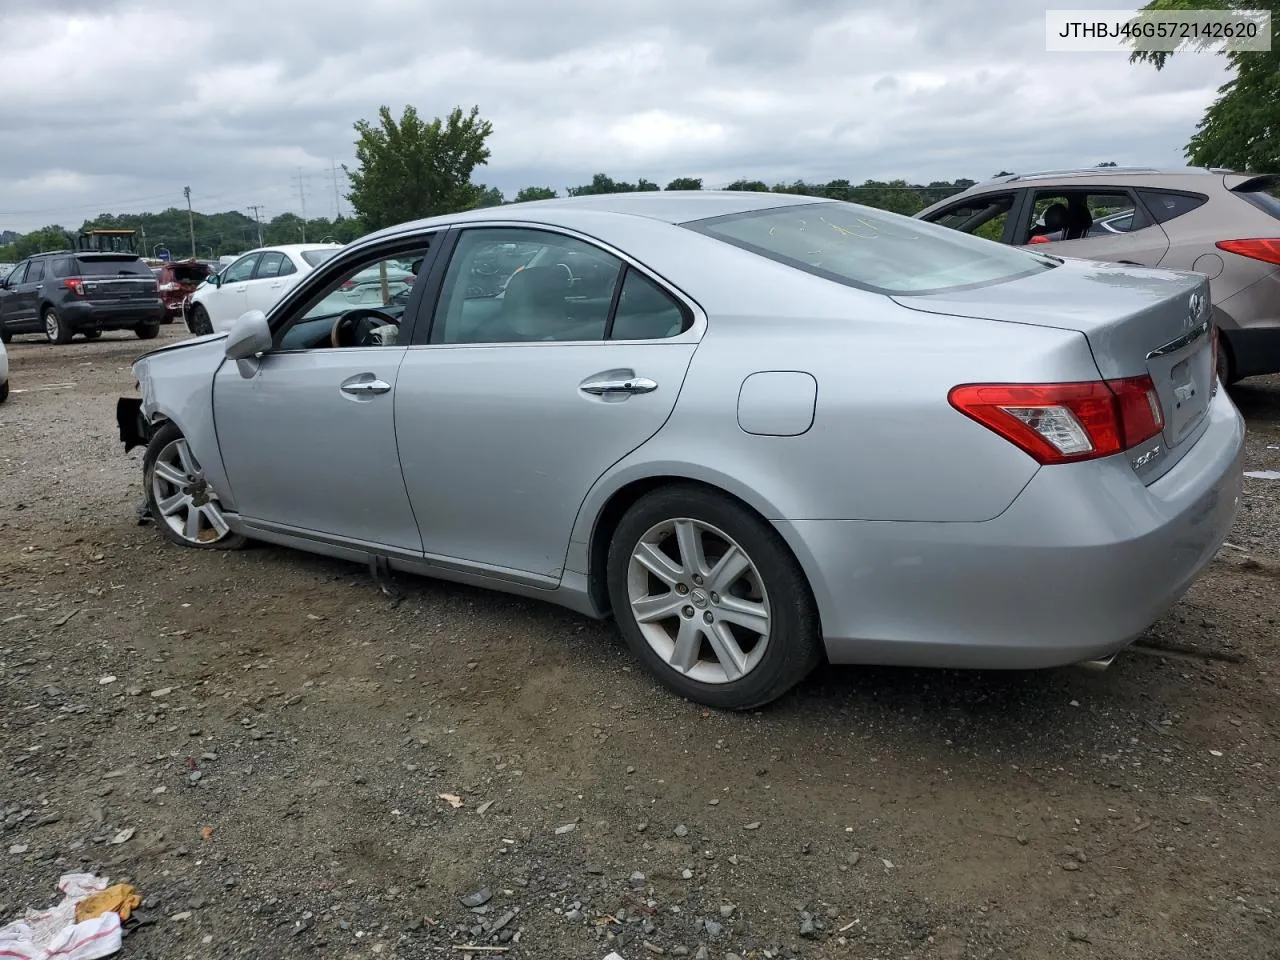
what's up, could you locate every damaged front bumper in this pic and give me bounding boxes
[116,396,152,453]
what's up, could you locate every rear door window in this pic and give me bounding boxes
[1018,189,1149,244]
[255,251,285,278]
[26,260,46,283]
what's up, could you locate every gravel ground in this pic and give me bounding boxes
[2,325,1279,960]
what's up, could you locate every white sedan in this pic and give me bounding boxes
[186,243,342,335]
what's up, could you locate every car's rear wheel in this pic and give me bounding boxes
[43,307,71,345]
[606,484,823,710]
[0,379,8,403]
[188,304,213,337]
[0,324,11,344]
[135,322,160,340]
[143,422,247,550]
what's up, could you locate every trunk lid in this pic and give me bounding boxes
[75,255,159,303]
[892,258,1216,480]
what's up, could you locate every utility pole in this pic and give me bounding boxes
[293,170,308,242]
[331,160,343,219]
[246,205,265,247]
[183,186,196,258]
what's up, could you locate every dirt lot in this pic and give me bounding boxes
[2,325,1279,960]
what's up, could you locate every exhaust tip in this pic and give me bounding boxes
[1074,653,1117,674]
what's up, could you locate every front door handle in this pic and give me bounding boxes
[580,376,658,396]
[340,377,391,397]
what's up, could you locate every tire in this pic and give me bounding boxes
[43,307,72,345]
[1216,334,1237,386]
[188,304,213,337]
[606,484,823,710]
[0,379,8,404]
[83,329,102,340]
[135,322,160,340]
[0,324,10,344]
[143,422,247,550]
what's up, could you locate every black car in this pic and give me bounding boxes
[0,251,166,344]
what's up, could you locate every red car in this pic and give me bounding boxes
[152,260,212,324]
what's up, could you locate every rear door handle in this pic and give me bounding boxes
[580,376,658,396]
[340,376,391,398]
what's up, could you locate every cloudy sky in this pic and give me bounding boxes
[0,0,1232,233]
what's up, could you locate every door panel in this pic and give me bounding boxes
[212,348,422,551]
[1021,225,1171,266]
[395,342,696,577]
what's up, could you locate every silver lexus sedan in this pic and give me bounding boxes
[116,191,1245,710]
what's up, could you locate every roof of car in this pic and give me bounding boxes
[241,243,344,256]
[968,166,1239,188]
[363,190,828,243]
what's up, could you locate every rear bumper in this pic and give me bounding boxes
[779,388,1246,669]
[61,300,166,331]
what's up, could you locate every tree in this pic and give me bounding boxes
[636,178,659,191]
[514,186,558,202]
[1130,0,1278,170]
[724,179,769,191]
[474,186,505,208]
[0,225,70,261]
[665,177,702,190]
[567,174,633,196]
[345,104,494,231]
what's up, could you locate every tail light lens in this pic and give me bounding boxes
[62,278,85,295]
[1216,238,1280,266]
[1028,234,1051,245]
[159,281,180,292]
[949,377,1164,465]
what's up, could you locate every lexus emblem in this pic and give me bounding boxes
[1188,292,1205,328]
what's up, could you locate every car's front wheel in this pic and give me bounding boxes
[0,379,8,403]
[0,323,11,344]
[135,322,160,340]
[188,304,213,337]
[43,307,72,345]
[143,422,247,550]
[606,484,823,710]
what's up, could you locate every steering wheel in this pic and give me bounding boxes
[329,308,399,348]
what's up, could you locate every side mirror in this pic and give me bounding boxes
[224,310,272,375]
[207,273,221,287]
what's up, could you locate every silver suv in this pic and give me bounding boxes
[916,167,1280,384]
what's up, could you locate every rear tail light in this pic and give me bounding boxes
[159,281,180,292]
[949,377,1164,465]
[62,278,85,295]
[1028,234,1051,244]
[1216,238,1280,266]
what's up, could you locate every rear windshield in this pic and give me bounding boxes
[686,201,1055,295]
[75,257,153,277]
[302,249,341,267]
[1235,178,1280,221]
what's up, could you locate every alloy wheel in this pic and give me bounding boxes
[150,437,233,544]
[625,518,772,684]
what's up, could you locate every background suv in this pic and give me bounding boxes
[916,167,1280,384]
[0,251,165,344]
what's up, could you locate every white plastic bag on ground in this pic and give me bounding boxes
[0,873,123,960]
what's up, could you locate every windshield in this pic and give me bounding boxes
[687,201,1056,295]
[302,249,342,267]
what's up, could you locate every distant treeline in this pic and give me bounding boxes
[0,174,977,262]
